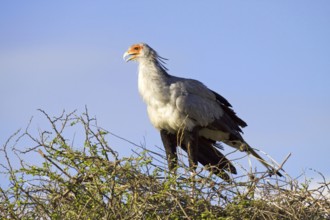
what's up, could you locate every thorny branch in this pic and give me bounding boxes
[0,109,329,219]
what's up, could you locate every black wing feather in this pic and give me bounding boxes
[212,90,247,129]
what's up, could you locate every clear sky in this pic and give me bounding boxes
[1,1,329,182]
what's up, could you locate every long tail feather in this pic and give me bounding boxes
[243,143,282,177]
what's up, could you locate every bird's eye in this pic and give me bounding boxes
[134,46,139,50]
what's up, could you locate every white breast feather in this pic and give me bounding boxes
[138,62,197,132]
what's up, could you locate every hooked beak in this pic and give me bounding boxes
[123,51,137,62]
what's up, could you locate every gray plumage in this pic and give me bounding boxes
[124,43,282,180]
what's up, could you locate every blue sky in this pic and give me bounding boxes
[1,1,329,182]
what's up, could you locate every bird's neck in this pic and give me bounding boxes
[138,58,169,78]
[137,59,170,103]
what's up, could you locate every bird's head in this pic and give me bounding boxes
[123,43,169,71]
[123,43,154,62]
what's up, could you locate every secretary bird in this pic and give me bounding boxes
[123,43,282,181]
